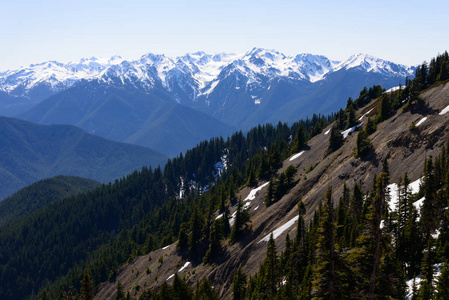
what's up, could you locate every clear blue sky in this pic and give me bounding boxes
[1,0,448,70]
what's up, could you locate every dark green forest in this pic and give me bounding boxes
[0,51,448,300]
[0,176,100,226]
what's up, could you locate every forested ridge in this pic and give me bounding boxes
[0,52,448,300]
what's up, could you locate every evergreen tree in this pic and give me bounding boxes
[312,187,337,299]
[193,279,219,300]
[435,261,449,300]
[264,177,275,206]
[265,234,280,298]
[328,124,344,153]
[232,267,247,300]
[355,128,373,158]
[346,104,357,129]
[379,94,391,121]
[418,240,435,299]
[204,220,222,263]
[291,125,307,154]
[230,200,250,241]
[172,273,194,300]
[189,207,203,254]
[421,156,439,239]
[80,269,94,300]
[115,281,125,300]
[365,117,376,135]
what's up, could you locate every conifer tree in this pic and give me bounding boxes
[346,104,357,129]
[265,234,280,298]
[189,207,203,254]
[365,117,376,135]
[80,269,94,300]
[172,273,193,300]
[435,261,449,300]
[264,177,275,206]
[328,124,344,153]
[291,125,307,154]
[312,187,337,299]
[115,281,125,300]
[355,128,373,158]
[421,156,439,239]
[232,267,247,300]
[418,240,435,299]
[230,200,250,241]
[194,279,219,300]
[204,220,222,263]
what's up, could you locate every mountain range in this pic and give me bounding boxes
[0,49,415,157]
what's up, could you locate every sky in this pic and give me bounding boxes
[1,0,448,71]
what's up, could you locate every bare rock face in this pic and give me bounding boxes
[95,82,449,299]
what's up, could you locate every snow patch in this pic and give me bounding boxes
[385,86,403,93]
[414,197,425,212]
[289,151,304,161]
[244,182,269,201]
[324,128,331,135]
[416,117,427,127]
[405,263,442,299]
[229,211,237,227]
[259,215,299,243]
[439,105,449,115]
[387,178,422,212]
[341,123,363,139]
[167,274,175,281]
[254,205,259,211]
[178,262,191,273]
[215,213,224,220]
[358,108,374,121]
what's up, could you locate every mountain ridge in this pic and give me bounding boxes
[0,48,414,104]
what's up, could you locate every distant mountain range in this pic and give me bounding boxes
[0,48,415,156]
[0,116,168,200]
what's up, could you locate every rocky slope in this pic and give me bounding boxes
[95,82,449,299]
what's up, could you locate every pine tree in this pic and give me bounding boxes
[115,281,125,300]
[435,261,449,299]
[172,273,194,300]
[230,200,250,241]
[312,187,337,299]
[291,125,307,154]
[204,220,222,263]
[189,207,203,254]
[418,240,435,299]
[194,279,219,300]
[265,234,280,298]
[421,156,439,239]
[328,124,344,153]
[264,177,275,206]
[346,104,357,129]
[80,269,94,300]
[355,128,373,158]
[379,94,391,121]
[365,117,376,135]
[232,267,247,300]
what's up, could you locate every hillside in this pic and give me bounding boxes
[95,81,449,299]
[0,175,100,226]
[0,54,447,300]
[18,82,236,157]
[0,117,167,200]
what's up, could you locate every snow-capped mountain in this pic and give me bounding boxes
[0,48,414,104]
[2,48,415,146]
